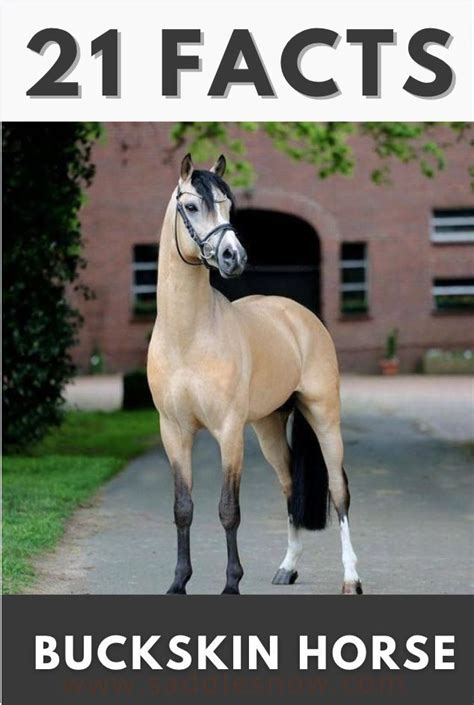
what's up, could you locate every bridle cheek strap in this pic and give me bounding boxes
[175,192,237,269]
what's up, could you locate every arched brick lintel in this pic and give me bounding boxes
[235,187,342,243]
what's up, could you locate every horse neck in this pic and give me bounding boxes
[157,203,215,347]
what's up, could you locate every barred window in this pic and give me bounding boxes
[340,243,368,315]
[430,209,474,244]
[132,244,158,316]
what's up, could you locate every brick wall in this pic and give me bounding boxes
[73,123,473,373]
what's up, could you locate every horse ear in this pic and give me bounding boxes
[180,153,194,182]
[210,154,226,177]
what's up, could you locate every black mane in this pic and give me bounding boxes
[191,170,236,217]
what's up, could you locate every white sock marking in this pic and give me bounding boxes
[340,516,360,583]
[280,518,303,571]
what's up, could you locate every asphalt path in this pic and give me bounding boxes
[30,402,473,595]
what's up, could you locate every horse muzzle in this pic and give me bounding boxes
[217,239,248,279]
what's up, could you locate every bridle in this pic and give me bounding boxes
[174,185,238,268]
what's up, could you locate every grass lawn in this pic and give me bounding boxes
[3,410,159,594]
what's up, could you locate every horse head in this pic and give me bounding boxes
[174,153,247,278]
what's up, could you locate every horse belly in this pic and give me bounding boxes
[247,345,300,421]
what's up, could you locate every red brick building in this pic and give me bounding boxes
[73,122,474,373]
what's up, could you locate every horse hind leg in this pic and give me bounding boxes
[252,412,302,586]
[298,397,363,595]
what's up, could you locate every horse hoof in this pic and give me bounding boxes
[342,580,363,595]
[272,568,298,585]
[166,585,187,595]
[222,586,240,595]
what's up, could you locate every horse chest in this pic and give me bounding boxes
[149,351,244,426]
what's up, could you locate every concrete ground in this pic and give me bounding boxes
[31,375,474,595]
[340,375,474,442]
[65,374,123,411]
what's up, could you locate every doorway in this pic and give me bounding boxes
[211,208,321,315]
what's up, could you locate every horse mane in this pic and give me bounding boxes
[191,170,236,218]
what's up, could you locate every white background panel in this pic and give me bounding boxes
[1,0,473,120]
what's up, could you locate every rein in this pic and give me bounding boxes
[174,186,237,268]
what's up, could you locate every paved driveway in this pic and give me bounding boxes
[31,387,474,595]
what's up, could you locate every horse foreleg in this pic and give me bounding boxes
[161,417,194,595]
[252,412,302,586]
[217,426,244,594]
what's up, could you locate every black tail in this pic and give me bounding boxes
[287,407,329,531]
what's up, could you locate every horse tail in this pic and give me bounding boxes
[287,407,329,531]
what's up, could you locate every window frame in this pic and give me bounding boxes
[339,243,369,316]
[430,209,474,244]
[432,277,474,312]
[131,244,159,317]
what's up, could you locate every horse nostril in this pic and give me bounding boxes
[222,247,234,262]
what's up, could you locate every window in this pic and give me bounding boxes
[132,244,158,316]
[432,277,474,312]
[430,208,474,243]
[340,242,369,315]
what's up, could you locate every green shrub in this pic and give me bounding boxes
[385,328,399,359]
[89,345,105,374]
[3,123,101,451]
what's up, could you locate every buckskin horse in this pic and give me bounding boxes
[147,154,363,595]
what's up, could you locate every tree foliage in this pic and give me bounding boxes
[3,123,101,451]
[170,122,473,189]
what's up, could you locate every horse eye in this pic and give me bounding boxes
[185,203,198,213]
